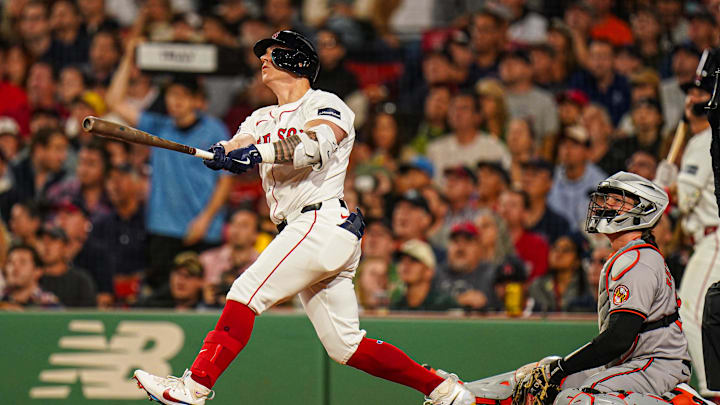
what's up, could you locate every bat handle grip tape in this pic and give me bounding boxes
[194,149,214,160]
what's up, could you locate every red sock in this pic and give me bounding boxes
[190,300,256,388]
[346,337,445,396]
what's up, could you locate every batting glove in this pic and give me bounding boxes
[224,144,263,174]
[339,208,365,239]
[204,142,226,171]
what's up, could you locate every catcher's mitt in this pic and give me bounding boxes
[511,366,560,405]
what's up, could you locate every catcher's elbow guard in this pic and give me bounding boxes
[293,124,338,170]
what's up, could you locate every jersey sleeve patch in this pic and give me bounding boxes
[613,284,630,305]
[318,107,341,120]
[682,165,699,176]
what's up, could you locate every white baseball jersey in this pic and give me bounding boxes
[678,127,720,242]
[231,89,355,224]
[677,126,720,396]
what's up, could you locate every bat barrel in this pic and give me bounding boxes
[82,116,97,132]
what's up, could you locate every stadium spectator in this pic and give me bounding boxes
[626,150,658,181]
[2,43,31,89]
[474,209,515,268]
[500,49,559,142]
[475,161,510,211]
[92,163,147,304]
[0,117,21,161]
[568,40,631,125]
[47,140,112,223]
[392,190,432,245]
[502,0,547,45]
[475,79,508,139]
[86,30,120,87]
[661,45,701,133]
[394,157,433,195]
[581,103,614,171]
[264,0,311,37]
[617,68,661,135]
[406,85,450,155]
[0,244,60,308]
[588,0,633,46]
[0,48,30,133]
[314,28,359,100]
[422,185,451,247]
[586,242,613,302]
[28,108,61,135]
[361,218,396,263]
[445,29,475,88]
[556,89,588,128]
[199,209,260,286]
[8,127,68,212]
[136,251,207,310]
[8,201,42,249]
[18,0,51,59]
[603,98,664,175]
[613,45,644,78]
[399,50,454,118]
[77,0,120,36]
[630,7,665,71]
[520,158,571,244]
[528,234,595,312]
[442,166,478,228]
[530,44,562,93]
[657,0,688,46]
[57,66,87,105]
[26,62,61,115]
[498,189,549,280]
[360,111,401,170]
[106,38,232,289]
[427,92,510,184]
[468,9,506,81]
[46,0,90,70]
[37,225,96,307]
[506,118,535,187]
[686,8,718,53]
[548,125,607,231]
[390,239,456,311]
[437,222,498,311]
[355,256,390,311]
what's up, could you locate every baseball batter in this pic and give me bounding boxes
[675,60,720,398]
[133,31,475,405]
[518,172,690,405]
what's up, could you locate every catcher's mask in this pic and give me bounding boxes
[585,172,668,234]
[253,30,320,85]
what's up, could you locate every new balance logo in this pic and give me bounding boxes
[30,320,184,400]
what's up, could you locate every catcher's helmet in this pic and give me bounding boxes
[253,30,320,85]
[585,172,668,234]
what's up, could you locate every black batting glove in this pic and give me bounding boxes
[339,208,365,239]
[224,145,262,174]
[204,143,226,171]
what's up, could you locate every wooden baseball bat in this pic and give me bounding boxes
[666,120,687,164]
[82,116,214,160]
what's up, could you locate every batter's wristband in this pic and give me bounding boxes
[255,143,275,163]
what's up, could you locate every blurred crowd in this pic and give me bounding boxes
[0,0,711,314]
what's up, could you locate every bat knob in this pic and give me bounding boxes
[82,116,97,132]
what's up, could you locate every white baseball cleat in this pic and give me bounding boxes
[133,369,214,405]
[425,376,477,405]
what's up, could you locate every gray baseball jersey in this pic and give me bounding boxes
[597,239,690,366]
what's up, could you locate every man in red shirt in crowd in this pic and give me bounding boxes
[498,188,549,280]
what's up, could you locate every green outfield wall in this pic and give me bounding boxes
[0,311,598,405]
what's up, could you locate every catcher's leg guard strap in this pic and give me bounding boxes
[190,330,246,387]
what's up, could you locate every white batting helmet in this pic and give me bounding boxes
[585,172,669,234]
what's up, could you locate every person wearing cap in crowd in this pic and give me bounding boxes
[136,251,208,310]
[568,39,632,126]
[498,188,549,281]
[407,85,451,155]
[443,166,479,229]
[686,7,718,54]
[616,67,661,135]
[46,139,113,224]
[427,91,511,186]
[500,48,560,144]
[556,89,589,128]
[661,44,701,133]
[394,156,434,195]
[36,225,97,307]
[390,239,457,312]
[601,97,664,175]
[0,116,21,162]
[91,163,148,305]
[445,29,476,88]
[106,37,233,289]
[476,160,510,211]
[547,125,607,231]
[527,233,595,313]
[392,190,434,246]
[436,221,500,312]
[655,52,720,399]
[0,244,60,309]
[520,158,570,244]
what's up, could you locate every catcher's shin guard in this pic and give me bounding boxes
[554,389,674,405]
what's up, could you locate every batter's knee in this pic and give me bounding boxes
[319,330,365,364]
